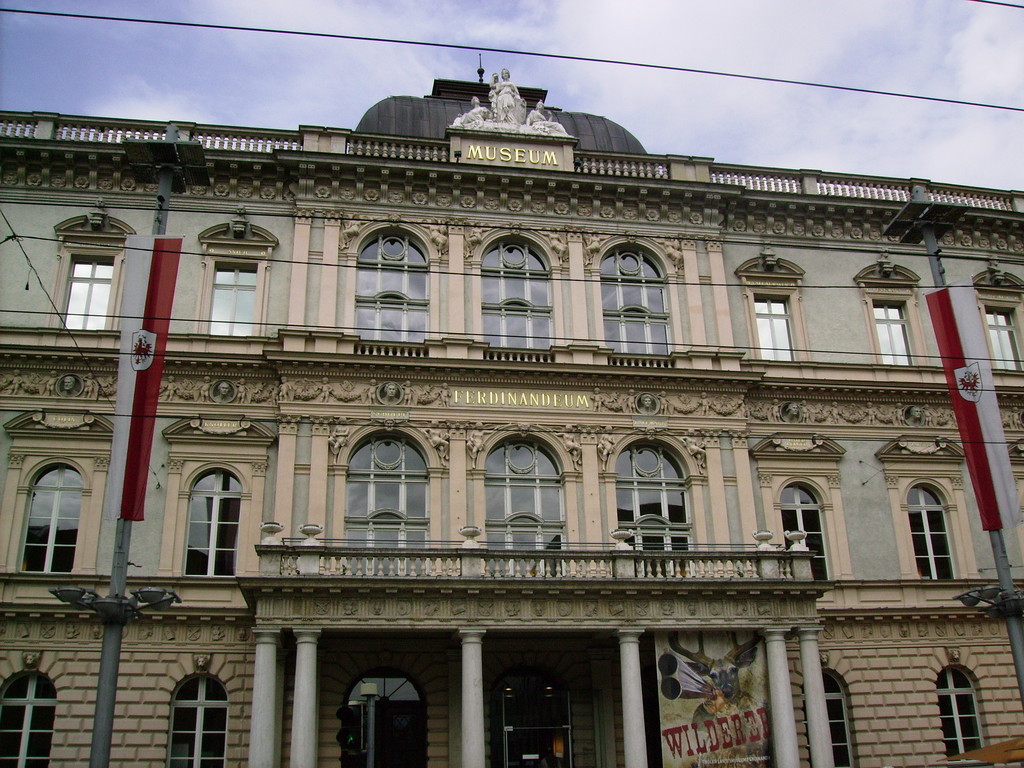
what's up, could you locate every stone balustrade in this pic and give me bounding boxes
[3,110,1018,211]
[257,540,811,582]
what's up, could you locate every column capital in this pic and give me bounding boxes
[458,627,486,641]
[761,627,789,641]
[293,628,321,643]
[253,628,282,644]
[797,625,824,638]
[616,628,644,642]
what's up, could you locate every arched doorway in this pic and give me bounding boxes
[490,669,572,768]
[341,669,427,768]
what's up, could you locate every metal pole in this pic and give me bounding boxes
[919,206,1024,710]
[87,126,177,767]
[365,694,378,768]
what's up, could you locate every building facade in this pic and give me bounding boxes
[0,73,1022,768]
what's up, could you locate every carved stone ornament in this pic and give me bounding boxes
[450,70,572,138]
[22,651,40,669]
[946,647,961,664]
[634,392,660,415]
[208,379,238,403]
[193,653,211,672]
[376,381,405,406]
[55,373,84,397]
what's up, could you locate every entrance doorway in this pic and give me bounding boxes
[491,670,572,768]
[342,669,426,768]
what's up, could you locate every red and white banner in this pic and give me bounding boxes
[102,235,182,521]
[926,282,1021,531]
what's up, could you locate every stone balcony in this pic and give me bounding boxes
[255,526,817,585]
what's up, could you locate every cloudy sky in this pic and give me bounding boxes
[1,0,1022,191]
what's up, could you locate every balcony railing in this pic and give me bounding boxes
[5,111,1016,211]
[256,538,814,583]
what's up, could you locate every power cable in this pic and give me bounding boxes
[2,8,1023,114]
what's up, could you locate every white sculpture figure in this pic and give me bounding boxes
[490,69,526,124]
[452,96,490,129]
[526,101,568,136]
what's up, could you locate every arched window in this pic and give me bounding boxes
[168,676,228,768]
[485,442,563,549]
[482,241,552,349]
[600,249,669,355]
[780,484,828,580]
[0,672,57,766]
[615,444,689,550]
[346,436,428,546]
[355,234,428,343]
[22,463,82,573]
[343,670,426,768]
[936,668,981,756]
[908,485,953,579]
[185,470,241,576]
[823,671,853,768]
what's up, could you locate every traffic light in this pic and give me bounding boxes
[336,703,364,753]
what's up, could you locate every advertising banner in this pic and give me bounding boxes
[655,631,770,768]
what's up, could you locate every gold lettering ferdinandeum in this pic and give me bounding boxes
[465,145,559,167]
[451,389,591,409]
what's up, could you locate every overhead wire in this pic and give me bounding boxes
[1,7,1023,115]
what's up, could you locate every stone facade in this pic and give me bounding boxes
[0,81,1023,768]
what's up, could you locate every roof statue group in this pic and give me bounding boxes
[452,68,570,137]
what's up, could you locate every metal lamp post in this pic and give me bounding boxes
[49,124,209,768]
[886,185,1024,709]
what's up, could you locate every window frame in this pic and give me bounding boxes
[481,240,553,350]
[872,301,913,365]
[736,255,808,363]
[936,667,982,757]
[0,672,58,767]
[355,233,429,344]
[184,469,242,577]
[599,248,671,356]
[484,441,564,549]
[197,222,276,337]
[855,261,926,366]
[614,442,691,550]
[753,295,795,362]
[21,463,82,573]
[167,676,229,768]
[907,484,954,580]
[822,671,853,768]
[52,214,132,332]
[779,483,829,580]
[345,435,429,547]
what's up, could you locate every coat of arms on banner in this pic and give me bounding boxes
[954,362,983,403]
[130,330,157,371]
[655,632,770,768]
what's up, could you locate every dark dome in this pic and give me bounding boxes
[356,94,647,155]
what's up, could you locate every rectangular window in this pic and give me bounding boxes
[987,309,1020,370]
[873,303,912,364]
[210,266,257,335]
[754,297,794,361]
[66,260,113,330]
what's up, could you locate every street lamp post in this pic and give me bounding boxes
[50,124,209,767]
[886,185,1024,710]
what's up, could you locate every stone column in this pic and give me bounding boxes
[460,629,486,768]
[249,628,281,768]
[617,629,648,768]
[290,629,321,768]
[763,628,799,768]
[799,627,834,768]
